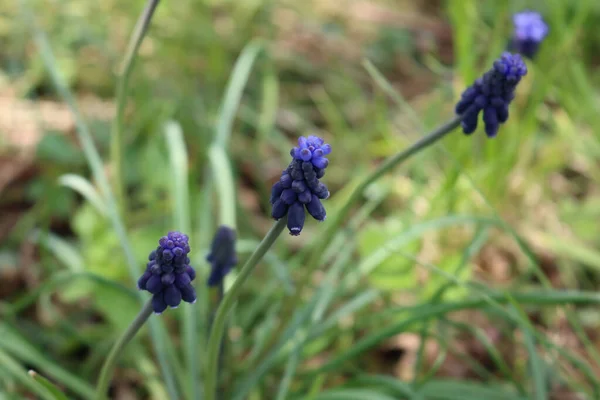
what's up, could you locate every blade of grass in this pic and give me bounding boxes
[214,39,266,148]
[308,287,600,375]
[0,349,55,400]
[28,370,69,400]
[505,298,548,400]
[21,7,179,397]
[0,323,95,399]
[351,375,418,399]
[57,174,107,216]
[164,120,196,400]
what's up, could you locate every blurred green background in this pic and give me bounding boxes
[2,0,600,399]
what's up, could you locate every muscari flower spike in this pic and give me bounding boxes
[510,10,549,59]
[137,231,196,314]
[455,52,527,138]
[206,226,237,287]
[270,135,331,236]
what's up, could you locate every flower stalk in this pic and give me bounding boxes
[111,0,161,215]
[94,300,154,400]
[204,218,287,400]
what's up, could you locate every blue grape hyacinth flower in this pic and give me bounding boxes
[510,11,549,59]
[137,231,196,314]
[271,135,331,236]
[206,226,237,287]
[455,53,527,138]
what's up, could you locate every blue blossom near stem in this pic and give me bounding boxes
[455,52,527,138]
[270,135,331,236]
[137,231,196,314]
[510,10,549,59]
[206,226,237,287]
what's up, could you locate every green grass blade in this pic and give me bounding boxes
[208,145,237,228]
[164,120,196,400]
[417,380,528,400]
[307,389,401,400]
[57,174,107,216]
[22,6,180,397]
[214,40,266,148]
[28,370,69,400]
[352,375,418,399]
[0,323,95,399]
[0,350,55,400]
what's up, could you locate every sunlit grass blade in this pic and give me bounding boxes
[214,40,266,148]
[28,370,70,400]
[351,375,418,399]
[57,174,107,216]
[417,379,528,400]
[0,323,95,399]
[20,6,179,397]
[0,350,56,400]
[33,231,85,272]
[305,389,400,400]
[309,289,600,375]
[164,120,197,400]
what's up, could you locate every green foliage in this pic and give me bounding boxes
[2,0,600,399]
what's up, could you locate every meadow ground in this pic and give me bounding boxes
[1,1,600,399]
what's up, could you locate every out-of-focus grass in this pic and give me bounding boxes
[2,0,600,399]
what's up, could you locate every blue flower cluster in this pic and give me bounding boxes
[455,52,527,138]
[206,226,237,287]
[137,231,197,314]
[270,136,331,236]
[510,11,548,59]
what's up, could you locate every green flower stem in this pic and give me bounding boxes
[94,300,154,400]
[204,219,287,400]
[306,115,462,267]
[111,0,161,214]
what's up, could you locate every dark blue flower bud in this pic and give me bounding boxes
[146,275,163,294]
[292,179,307,193]
[185,265,196,281]
[206,226,237,287]
[164,285,182,307]
[272,199,288,220]
[287,202,306,236]
[137,271,151,290]
[306,195,326,221]
[298,190,312,204]
[152,293,167,314]
[270,181,284,205]
[455,53,527,138]
[280,173,292,188]
[139,231,196,313]
[280,188,297,205]
[161,272,175,286]
[175,271,191,288]
[180,284,197,303]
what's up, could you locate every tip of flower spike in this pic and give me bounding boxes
[292,135,331,167]
[513,10,549,42]
[495,53,527,80]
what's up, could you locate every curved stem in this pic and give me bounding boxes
[306,115,462,267]
[204,219,287,400]
[94,300,154,400]
[111,0,161,214]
